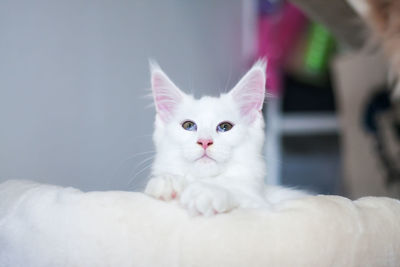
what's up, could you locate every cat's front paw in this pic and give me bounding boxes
[144,174,186,201]
[180,183,237,216]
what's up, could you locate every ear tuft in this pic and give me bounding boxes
[230,60,267,122]
[149,60,184,122]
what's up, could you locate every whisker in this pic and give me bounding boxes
[127,163,153,189]
[109,150,155,180]
[126,150,155,158]
[126,153,157,188]
[125,155,155,180]
[133,155,156,169]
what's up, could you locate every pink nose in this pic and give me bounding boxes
[197,139,213,150]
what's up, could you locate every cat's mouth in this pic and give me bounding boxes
[196,153,216,162]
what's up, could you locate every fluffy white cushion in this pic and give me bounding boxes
[1,179,400,267]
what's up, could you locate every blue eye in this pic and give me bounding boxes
[182,120,197,131]
[217,121,234,132]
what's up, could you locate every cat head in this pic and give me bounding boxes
[150,61,266,178]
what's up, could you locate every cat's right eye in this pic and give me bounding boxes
[181,120,197,131]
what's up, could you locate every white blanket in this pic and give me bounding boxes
[1,179,399,267]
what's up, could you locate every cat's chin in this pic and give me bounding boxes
[191,159,222,178]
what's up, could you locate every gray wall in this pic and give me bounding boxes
[0,0,253,191]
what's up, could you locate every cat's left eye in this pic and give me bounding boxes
[217,121,234,132]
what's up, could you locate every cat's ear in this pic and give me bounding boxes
[229,60,266,122]
[150,61,185,122]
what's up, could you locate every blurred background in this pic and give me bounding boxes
[1,0,399,199]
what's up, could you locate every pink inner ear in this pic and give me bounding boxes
[153,76,171,112]
[233,70,265,119]
[152,72,182,121]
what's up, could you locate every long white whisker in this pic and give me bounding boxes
[127,163,153,188]
[109,150,155,182]
[133,155,156,169]
[126,154,157,187]
[125,150,155,158]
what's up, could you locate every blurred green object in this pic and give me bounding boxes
[304,23,335,76]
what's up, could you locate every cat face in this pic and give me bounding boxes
[150,61,266,178]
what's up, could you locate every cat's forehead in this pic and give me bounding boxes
[177,94,239,121]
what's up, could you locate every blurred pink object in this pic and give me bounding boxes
[257,2,307,95]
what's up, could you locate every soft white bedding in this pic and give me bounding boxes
[1,179,399,267]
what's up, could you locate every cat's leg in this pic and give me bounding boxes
[180,177,270,216]
[180,182,238,216]
[144,174,187,201]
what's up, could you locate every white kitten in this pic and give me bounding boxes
[144,60,307,216]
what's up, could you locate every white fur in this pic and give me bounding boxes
[145,61,307,215]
